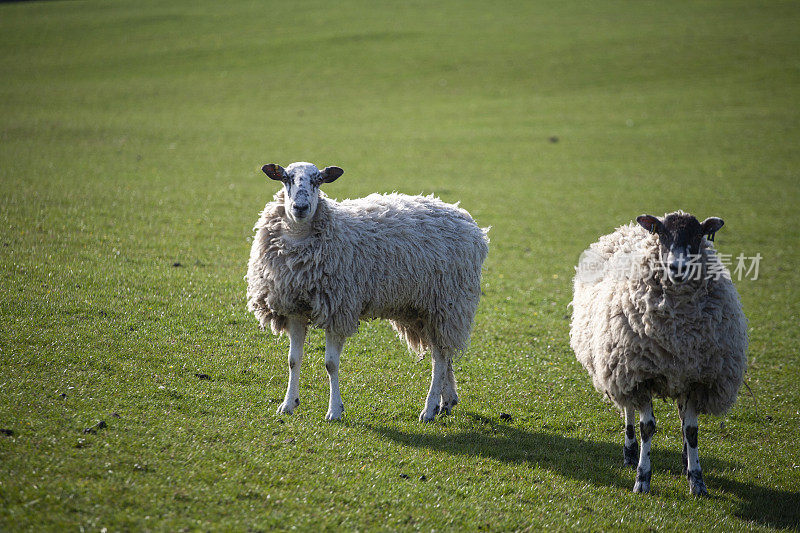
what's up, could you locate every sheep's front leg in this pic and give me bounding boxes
[633,399,655,493]
[439,357,459,416]
[420,347,447,422]
[680,400,708,496]
[277,318,306,415]
[324,331,346,421]
[623,407,639,467]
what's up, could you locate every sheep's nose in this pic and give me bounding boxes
[669,262,685,279]
[293,204,309,216]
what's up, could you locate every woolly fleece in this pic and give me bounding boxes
[246,190,489,355]
[570,221,748,415]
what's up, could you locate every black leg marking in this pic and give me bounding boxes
[325,361,336,374]
[633,466,652,493]
[681,442,688,475]
[685,426,698,449]
[289,359,296,369]
[687,469,708,496]
[640,420,656,443]
[294,398,299,406]
[623,424,638,467]
[624,440,639,467]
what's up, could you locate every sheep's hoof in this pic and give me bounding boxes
[419,405,439,422]
[325,404,344,422]
[276,399,298,415]
[439,397,457,417]
[438,400,453,417]
[688,471,708,497]
[633,468,651,493]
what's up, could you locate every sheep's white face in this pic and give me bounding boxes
[261,162,343,224]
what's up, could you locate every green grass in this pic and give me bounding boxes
[1,0,799,530]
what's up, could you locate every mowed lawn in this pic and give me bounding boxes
[1,0,799,530]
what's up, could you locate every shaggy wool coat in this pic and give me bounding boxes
[570,223,748,415]
[246,190,489,355]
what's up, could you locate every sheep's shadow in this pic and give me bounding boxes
[363,412,799,529]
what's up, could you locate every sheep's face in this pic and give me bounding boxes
[261,162,343,224]
[637,212,724,284]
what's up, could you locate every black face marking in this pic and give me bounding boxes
[640,419,656,443]
[659,213,704,255]
[626,424,636,440]
[685,425,699,449]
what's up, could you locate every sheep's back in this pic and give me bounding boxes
[333,194,488,331]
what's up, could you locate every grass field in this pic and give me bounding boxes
[1,0,799,530]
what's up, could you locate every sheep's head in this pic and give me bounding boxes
[637,212,724,284]
[261,162,343,224]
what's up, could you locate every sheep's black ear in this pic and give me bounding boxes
[637,214,664,235]
[701,217,724,240]
[262,163,287,181]
[320,166,344,183]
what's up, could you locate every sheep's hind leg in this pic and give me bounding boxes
[324,331,346,421]
[420,347,447,422]
[277,318,306,415]
[439,357,459,416]
[623,407,639,467]
[680,400,708,496]
[633,399,656,493]
[677,399,688,475]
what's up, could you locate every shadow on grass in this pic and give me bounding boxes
[363,412,799,530]
[710,476,800,530]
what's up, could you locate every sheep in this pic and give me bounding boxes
[246,162,489,422]
[569,211,748,496]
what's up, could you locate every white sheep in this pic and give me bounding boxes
[246,162,489,422]
[570,211,748,496]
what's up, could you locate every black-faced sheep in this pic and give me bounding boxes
[246,162,489,422]
[570,211,748,496]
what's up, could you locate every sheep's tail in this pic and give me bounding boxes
[482,225,492,244]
